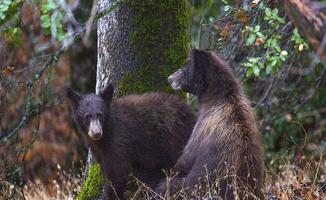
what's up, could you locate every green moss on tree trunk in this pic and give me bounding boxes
[77,164,105,200]
[77,0,190,199]
[118,0,191,95]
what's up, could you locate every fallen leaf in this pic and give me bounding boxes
[2,66,15,77]
[220,22,233,41]
[236,9,248,24]
[255,38,264,46]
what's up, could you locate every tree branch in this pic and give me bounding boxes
[282,0,326,59]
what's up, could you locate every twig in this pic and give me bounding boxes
[82,0,98,47]
[309,145,325,197]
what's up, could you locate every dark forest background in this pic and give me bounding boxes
[0,0,325,199]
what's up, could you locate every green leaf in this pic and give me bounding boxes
[253,66,260,76]
[224,5,231,12]
[274,44,281,52]
[280,55,286,61]
[265,7,271,17]
[276,16,285,24]
[208,0,215,8]
[42,0,56,12]
[291,28,309,50]
[40,14,51,28]
[2,27,22,45]
[246,67,253,77]
[266,64,272,74]
[245,26,254,32]
[247,33,257,46]
[248,57,258,63]
[221,0,229,5]
[254,25,260,32]
[256,32,265,39]
[270,58,277,67]
[272,8,278,15]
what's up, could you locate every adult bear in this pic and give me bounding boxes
[66,84,196,200]
[156,49,265,199]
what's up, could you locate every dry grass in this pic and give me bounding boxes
[1,160,325,200]
[265,164,326,200]
[23,174,82,200]
[129,157,326,200]
[0,165,82,200]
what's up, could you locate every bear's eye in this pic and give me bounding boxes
[85,114,92,120]
[97,113,104,121]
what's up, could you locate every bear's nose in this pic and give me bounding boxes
[88,119,103,140]
[91,132,102,140]
[168,69,183,83]
[88,129,103,140]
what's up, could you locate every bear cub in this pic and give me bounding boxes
[66,83,196,200]
[156,49,265,199]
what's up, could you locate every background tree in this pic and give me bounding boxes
[282,0,326,58]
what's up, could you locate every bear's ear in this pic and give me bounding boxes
[191,48,200,53]
[66,87,81,109]
[190,49,201,60]
[191,48,203,55]
[100,83,114,105]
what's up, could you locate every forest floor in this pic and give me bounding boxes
[12,160,325,200]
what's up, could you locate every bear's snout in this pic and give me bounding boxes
[88,119,103,140]
[168,69,183,90]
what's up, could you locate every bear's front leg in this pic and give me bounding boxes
[102,157,129,200]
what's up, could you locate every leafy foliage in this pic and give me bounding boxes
[291,28,309,52]
[0,0,23,47]
[0,0,22,25]
[39,0,67,41]
[242,6,299,77]
[1,0,68,43]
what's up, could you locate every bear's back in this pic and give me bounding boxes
[112,93,196,170]
[116,93,183,109]
[115,93,194,123]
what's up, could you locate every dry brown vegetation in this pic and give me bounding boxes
[1,165,82,200]
[2,158,324,200]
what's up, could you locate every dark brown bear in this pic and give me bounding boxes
[66,84,196,200]
[156,49,265,199]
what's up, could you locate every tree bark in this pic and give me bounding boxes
[282,0,326,58]
[96,0,132,92]
[77,0,191,199]
[96,0,191,95]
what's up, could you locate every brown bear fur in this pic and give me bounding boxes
[66,84,196,200]
[156,49,265,199]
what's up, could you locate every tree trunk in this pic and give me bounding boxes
[77,0,190,199]
[282,0,326,58]
[70,0,97,94]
